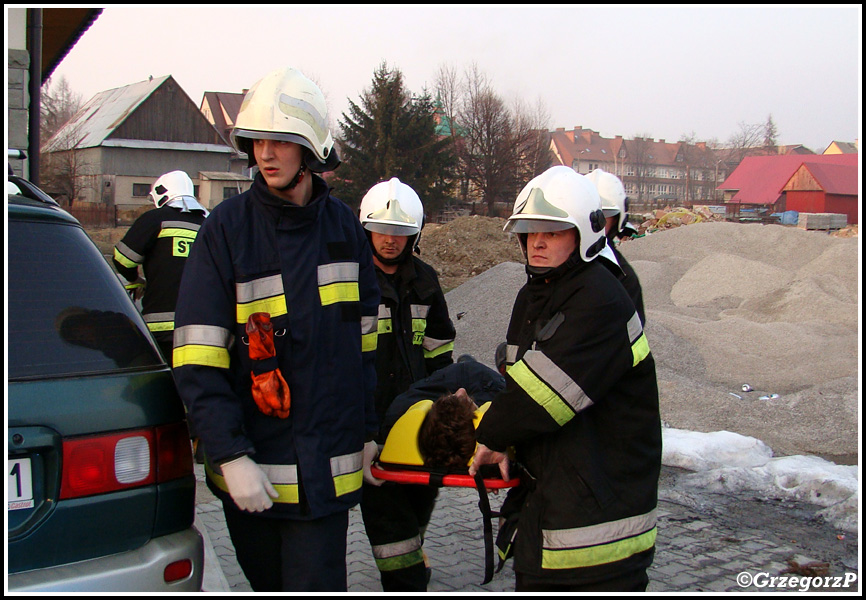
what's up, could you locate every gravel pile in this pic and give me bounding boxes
[445,222,859,463]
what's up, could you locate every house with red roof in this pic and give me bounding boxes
[549,127,729,207]
[782,161,859,224]
[717,154,858,224]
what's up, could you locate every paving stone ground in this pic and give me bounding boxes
[194,464,859,594]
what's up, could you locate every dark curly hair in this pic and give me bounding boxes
[417,393,477,472]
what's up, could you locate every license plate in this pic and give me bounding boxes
[8,457,35,511]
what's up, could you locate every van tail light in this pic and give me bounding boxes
[155,421,193,482]
[60,422,193,500]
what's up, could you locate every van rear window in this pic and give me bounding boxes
[8,220,162,379]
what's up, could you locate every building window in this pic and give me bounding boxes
[223,186,239,199]
[132,183,150,197]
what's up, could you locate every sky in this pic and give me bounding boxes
[40,5,863,153]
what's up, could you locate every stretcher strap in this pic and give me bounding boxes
[474,471,494,585]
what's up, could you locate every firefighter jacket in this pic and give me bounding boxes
[113,205,206,346]
[172,173,380,519]
[475,255,662,584]
[371,256,456,442]
[611,242,646,326]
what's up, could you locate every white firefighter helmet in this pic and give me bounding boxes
[230,66,339,172]
[505,166,610,263]
[150,170,195,208]
[359,178,424,238]
[586,168,629,234]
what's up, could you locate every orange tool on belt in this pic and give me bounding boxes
[246,312,291,418]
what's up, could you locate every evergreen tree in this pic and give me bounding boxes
[763,114,779,155]
[334,62,454,217]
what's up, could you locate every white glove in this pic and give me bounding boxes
[362,440,384,486]
[220,455,279,512]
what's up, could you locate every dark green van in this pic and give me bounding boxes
[7,174,203,591]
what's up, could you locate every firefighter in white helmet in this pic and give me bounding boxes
[357,177,455,591]
[470,166,662,591]
[586,168,645,325]
[113,170,208,364]
[172,67,380,592]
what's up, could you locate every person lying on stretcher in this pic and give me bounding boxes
[374,357,513,483]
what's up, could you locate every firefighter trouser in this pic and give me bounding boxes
[515,550,652,592]
[360,482,439,591]
[223,503,349,592]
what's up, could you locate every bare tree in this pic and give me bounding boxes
[725,120,764,164]
[434,63,469,205]
[40,120,98,207]
[41,76,83,142]
[458,65,517,215]
[628,134,654,207]
[512,97,553,186]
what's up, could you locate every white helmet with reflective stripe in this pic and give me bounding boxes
[230,66,339,172]
[359,178,424,237]
[150,170,195,208]
[586,168,629,234]
[505,166,609,263]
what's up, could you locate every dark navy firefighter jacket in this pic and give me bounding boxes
[173,173,380,519]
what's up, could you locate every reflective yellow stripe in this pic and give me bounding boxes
[206,462,300,504]
[411,318,427,332]
[113,246,139,269]
[331,451,363,497]
[632,334,650,366]
[236,296,288,323]
[378,318,393,334]
[173,344,230,368]
[508,360,574,426]
[372,536,424,571]
[626,312,650,366]
[235,275,287,322]
[319,282,359,306]
[158,228,198,239]
[334,471,363,497]
[147,321,174,332]
[542,527,657,569]
[362,332,378,353]
[424,340,454,359]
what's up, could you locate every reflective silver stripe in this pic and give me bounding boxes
[115,241,144,264]
[236,275,284,303]
[330,451,363,477]
[422,336,454,352]
[626,312,643,343]
[377,305,391,320]
[543,509,657,550]
[258,464,299,485]
[278,93,329,141]
[317,262,359,286]
[143,312,175,323]
[506,344,519,364]
[372,536,423,560]
[522,350,593,413]
[361,315,378,335]
[173,324,233,349]
[410,304,430,319]
[161,221,201,232]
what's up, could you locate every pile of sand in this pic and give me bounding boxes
[445,222,859,462]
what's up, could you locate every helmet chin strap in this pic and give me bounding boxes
[275,163,307,192]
